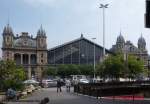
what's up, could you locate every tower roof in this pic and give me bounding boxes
[37,25,46,37]
[3,24,13,35]
[138,35,146,46]
[116,32,125,43]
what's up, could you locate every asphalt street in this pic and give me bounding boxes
[4,87,150,104]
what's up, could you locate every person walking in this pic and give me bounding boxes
[57,79,62,92]
[73,78,78,92]
[66,79,71,92]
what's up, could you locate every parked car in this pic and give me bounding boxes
[42,79,57,88]
[79,79,89,84]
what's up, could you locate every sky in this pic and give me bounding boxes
[0,0,150,56]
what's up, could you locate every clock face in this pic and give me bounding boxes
[40,39,45,48]
[23,41,27,46]
[23,38,28,46]
[5,37,11,46]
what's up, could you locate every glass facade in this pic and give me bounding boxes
[48,37,111,65]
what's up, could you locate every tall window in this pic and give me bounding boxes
[41,53,43,58]
[7,37,9,42]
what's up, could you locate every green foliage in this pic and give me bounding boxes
[57,64,81,77]
[57,65,70,77]
[43,66,57,77]
[127,55,144,79]
[96,54,145,80]
[78,65,93,75]
[0,60,26,91]
[43,64,94,78]
[67,64,81,75]
[97,55,124,80]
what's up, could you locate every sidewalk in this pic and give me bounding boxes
[4,87,150,104]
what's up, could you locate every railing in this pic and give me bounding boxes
[74,81,150,98]
[0,92,6,103]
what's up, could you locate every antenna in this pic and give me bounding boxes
[39,4,43,28]
[7,8,10,25]
[141,33,143,37]
[39,12,42,26]
[120,28,122,36]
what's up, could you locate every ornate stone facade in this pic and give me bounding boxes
[110,32,149,67]
[1,24,47,80]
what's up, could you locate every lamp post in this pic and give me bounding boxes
[123,45,129,79]
[99,4,109,60]
[92,38,96,81]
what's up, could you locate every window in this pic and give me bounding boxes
[41,39,44,44]
[41,53,43,58]
[7,37,9,42]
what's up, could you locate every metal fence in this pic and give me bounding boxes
[74,81,150,98]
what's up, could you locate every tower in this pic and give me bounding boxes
[116,32,125,52]
[2,24,14,60]
[138,35,146,52]
[2,24,14,48]
[36,25,47,79]
[37,25,47,49]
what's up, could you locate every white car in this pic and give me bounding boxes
[79,79,89,84]
[42,79,57,88]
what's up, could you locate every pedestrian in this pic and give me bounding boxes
[65,79,71,92]
[73,78,78,92]
[57,79,62,92]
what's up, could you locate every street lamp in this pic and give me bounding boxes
[123,45,129,79]
[92,38,96,81]
[99,4,109,60]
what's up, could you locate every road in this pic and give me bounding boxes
[4,87,150,104]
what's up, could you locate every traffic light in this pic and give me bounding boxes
[145,0,150,28]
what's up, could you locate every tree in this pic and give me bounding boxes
[67,64,81,75]
[127,55,145,79]
[79,65,93,76]
[47,64,94,78]
[97,55,124,80]
[43,66,57,77]
[57,64,81,77]
[57,64,69,77]
[0,60,26,91]
[96,54,145,81]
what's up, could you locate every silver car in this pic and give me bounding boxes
[79,79,89,84]
[42,79,57,88]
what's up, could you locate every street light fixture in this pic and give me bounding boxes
[92,38,96,81]
[99,4,109,60]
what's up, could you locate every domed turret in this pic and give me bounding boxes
[116,32,125,50]
[116,32,125,44]
[2,24,13,35]
[138,35,146,51]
